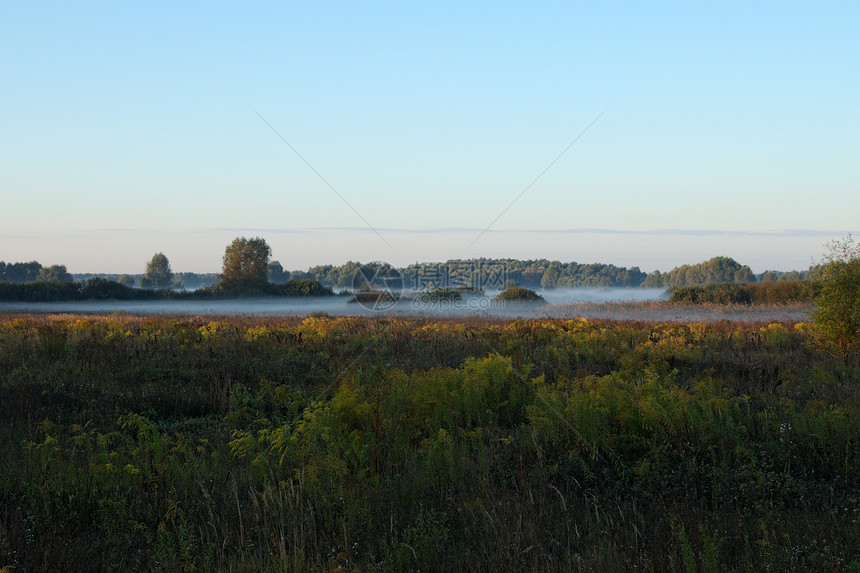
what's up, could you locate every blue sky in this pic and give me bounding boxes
[2,2,858,273]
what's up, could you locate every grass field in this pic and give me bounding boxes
[1,312,858,571]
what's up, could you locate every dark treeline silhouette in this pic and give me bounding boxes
[0,261,43,283]
[0,278,164,302]
[297,259,647,289]
[71,272,221,290]
[1,251,813,303]
[0,238,331,302]
[296,256,767,290]
[0,277,332,303]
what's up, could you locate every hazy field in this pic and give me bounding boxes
[0,286,813,323]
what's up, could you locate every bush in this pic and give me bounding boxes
[493,287,545,303]
[0,280,82,302]
[749,280,812,304]
[810,235,860,358]
[278,278,333,297]
[80,278,136,300]
[669,281,814,305]
[416,287,463,303]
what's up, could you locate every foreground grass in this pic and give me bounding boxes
[0,313,858,571]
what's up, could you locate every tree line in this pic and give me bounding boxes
[0,237,331,301]
[295,256,803,290]
[0,248,814,297]
[0,261,71,284]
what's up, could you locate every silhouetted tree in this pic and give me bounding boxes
[220,237,271,290]
[267,261,290,284]
[117,274,136,288]
[141,252,173,289]
[37,264,72,283]
[0,261,42,283]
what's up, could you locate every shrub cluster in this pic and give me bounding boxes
[493,287,546,303]
[668,280,814,304]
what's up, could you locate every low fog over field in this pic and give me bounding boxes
[0,287,812,322]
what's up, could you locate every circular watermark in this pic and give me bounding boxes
[350,262,403,311]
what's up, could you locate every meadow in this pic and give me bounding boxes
[1,312,858,571]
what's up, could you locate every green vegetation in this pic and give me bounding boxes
[668,280,813,305]
[3,253,814,301]
[302,259,649,289]
[140,253,174,289]
[71,272,221,291]
[1,314,858,571]
[267,260,291,284]
[494,286,546,303]
[643,256,756,287]
[809,235,860,358]
[0,280,97,302]
[0,261,42,283]
[0,238,332,301]
[0,277,332,302]
[293,256,776,291]
[278,278,333,297]
[416,287,464,303]
[218,236,272,292]
[760,269,808,282]
[117,274,136,288]
[36,264,72,283]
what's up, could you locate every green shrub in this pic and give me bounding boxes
[809,235,860,358]
[493,287,545,303]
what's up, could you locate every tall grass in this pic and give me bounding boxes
[1,313,858,571]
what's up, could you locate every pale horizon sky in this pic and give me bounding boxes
[2,2,858,274]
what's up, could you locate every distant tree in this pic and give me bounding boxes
[267,261,290,284]
[117,274,136,288]
[220,237,271,290]
[540,264,560,289]
[641,270,663,288]
[37,264,72,283]
[173,272,219,290]
[809,235,860,359]
[142,253,173,289]
[734,266,756,283]
[643,257,755,287]
[0,261,42,283]
[758,269,809,283]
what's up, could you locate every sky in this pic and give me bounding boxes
[2,2,858,274]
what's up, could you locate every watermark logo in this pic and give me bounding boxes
[408,261,508,291]
[350,261,512,312]
[410,295,506,312]
[351,263,404,311]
